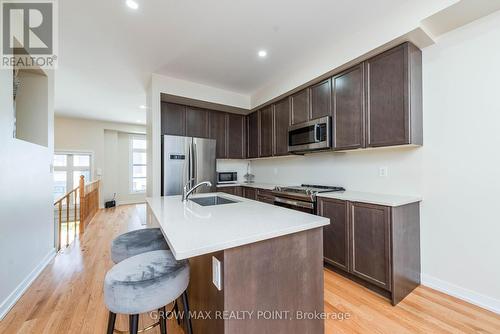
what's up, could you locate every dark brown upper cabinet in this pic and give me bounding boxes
[365,42,422,147]
[273,97,291,156]
[318,198,349,271]
[186,107,209,138]
[161,102,186,136]
[259,106,274,157]
[290,89,310,125]
[209,111,227,158]
[350,202,391,290]
[227,113,246,159]
[247,111,259,159]
[310,79,332,120]
[332,64,365,150]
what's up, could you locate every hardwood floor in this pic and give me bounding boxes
[1,204,499,333]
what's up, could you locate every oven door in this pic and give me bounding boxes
[274,196,315,214]
[288,116,331,153]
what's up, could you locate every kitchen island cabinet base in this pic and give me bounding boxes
[187,227,324,334]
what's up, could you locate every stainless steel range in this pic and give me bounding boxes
[272,184,345,214]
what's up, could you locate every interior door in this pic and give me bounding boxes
[163,135,191,196]
[193,137,216,193]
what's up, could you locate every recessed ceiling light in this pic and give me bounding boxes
[139,105,147,109]
[258,50,267,58]
[136,120,142,123]
[126,0,139,10]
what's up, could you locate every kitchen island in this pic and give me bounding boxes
[146,193,329,334]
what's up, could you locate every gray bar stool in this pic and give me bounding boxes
[104,250,193,334]
[110,228,169,264]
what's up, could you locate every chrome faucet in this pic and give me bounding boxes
[182,180,213,201]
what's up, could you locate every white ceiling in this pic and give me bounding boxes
[55,0,457,124]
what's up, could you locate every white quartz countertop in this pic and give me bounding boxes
[146,193,329,260]
[317,191,421,207]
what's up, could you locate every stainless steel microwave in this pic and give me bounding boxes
[288,116,332,154]
[217,171,238,184]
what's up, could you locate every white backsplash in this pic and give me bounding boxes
[216,159,251,183]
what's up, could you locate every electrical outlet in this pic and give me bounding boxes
[379,167,388,177]
[212,256,222,291]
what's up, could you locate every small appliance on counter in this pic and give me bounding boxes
[217,171,238,184]
[243,162,255,183]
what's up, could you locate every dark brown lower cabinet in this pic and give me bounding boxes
[318,197,420,305]
[256,189,275,204]
[218,186,243,197]
[317,199,349,271]
[243,187,257,200]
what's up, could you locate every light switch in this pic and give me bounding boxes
[212,256,222,291]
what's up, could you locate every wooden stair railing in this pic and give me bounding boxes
[54,175,100,251]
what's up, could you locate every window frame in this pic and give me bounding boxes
[129,135,147,194]
[53,151,94,202]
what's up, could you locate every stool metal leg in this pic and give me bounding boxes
[159,307,167,334]
[181,291,193,334]
[129,314,139,334]
[106,311,116,334]
[174,300,180,325]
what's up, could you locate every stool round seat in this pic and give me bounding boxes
[111,228,169,263]
[104,250,189,315]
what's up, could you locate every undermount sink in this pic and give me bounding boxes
[189,196,238,206]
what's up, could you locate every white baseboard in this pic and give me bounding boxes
[0,248,56,320]
[421,274,500,315]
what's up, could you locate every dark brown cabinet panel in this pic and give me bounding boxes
[247,111,259,159]
[365,43,422,147]
[209,111,227,158]
[219,186,243,197]
[350,202,391,290]
[273,98,290,156]
[310,79,332,120]
[161,102,186,136]
[332,64,365,150]
[227,114,246,159]
[290,89,310,125]
[186,107,209,138]
[243,187,257,200]
[318,198,349,271]
[259,106,274,157]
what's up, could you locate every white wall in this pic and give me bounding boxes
[15,71,49,147]
[54,117,146,207]
[251,11,500,313]
[0,69,55,319]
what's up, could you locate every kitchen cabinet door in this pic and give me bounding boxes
[318,198,349,271]
[350,202,391,290]
[310,79,332,120]
[290,89,310,125]
[186,107,209,138]
[209,111,227,158]
[161,102,186,136]
[365,42,422,147]
[259,106,273,157]
[247,111,259,159]
[332,64,365,150]
[218,187,235,195]
[273,97,290,156]
[227,113,246,159]
[243,187,257,200]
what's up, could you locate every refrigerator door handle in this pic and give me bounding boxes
[192,142,197,182]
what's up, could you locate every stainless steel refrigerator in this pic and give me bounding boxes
[162,135,216,196]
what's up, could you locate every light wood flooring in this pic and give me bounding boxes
[1,204,499,333]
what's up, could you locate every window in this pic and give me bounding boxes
[53,153,92,202]
[131,136,147,193]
